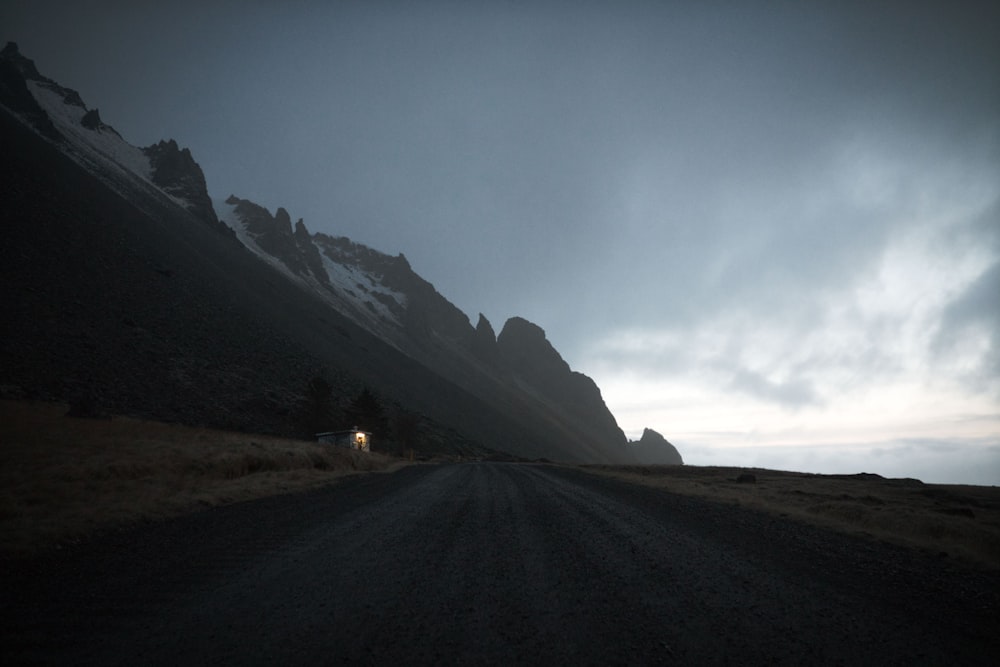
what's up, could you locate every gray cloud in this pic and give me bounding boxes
[727,368,822,409]
[935,259,1000,388]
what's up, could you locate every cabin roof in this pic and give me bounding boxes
[315,429,372,437]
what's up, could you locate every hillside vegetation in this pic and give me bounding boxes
[585,464,1000,570]
[0,400,403,555]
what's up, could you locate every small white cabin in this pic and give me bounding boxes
[316,428,371,452]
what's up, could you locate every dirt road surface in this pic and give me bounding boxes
[3,463,998,665]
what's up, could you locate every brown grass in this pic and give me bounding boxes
[581,464,1000,570]
[0,400,406,555]
[8,399,997,570]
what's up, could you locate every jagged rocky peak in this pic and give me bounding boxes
[294,218,311,241]
[476,313,497,340]
[144,139,219,227]
[274,207,293,235]
[1,41,85,108]
[226,194,264,221]
[638,427,672,448]
[497,316,627,450]
[1,42,44,81]
[630,428,684,465]
[472,313,501,366]
[1,43,125,143]
[225,195,326,283]
[80,108,102,129]
[226,195,297,243]
[371,252,474,344]
[497,317,571,378]
[144,139,197,177]
[78,107,121,137]
[292,218,328,285]
[313,231,393,269]
[0,42,65,139]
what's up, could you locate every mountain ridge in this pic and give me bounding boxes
[217,192,633,463]
[0,41,671,464]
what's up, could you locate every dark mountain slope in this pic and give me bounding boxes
[0,107,586,459]
[220,195,633,462]
[0,42,636,462]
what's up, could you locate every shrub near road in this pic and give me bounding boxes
[0,400,400,555]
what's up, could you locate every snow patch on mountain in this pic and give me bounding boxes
[215,197,406,331]
[317,250,407,322]
[19,73,205,219]
[27,80,152,183]
[216,197,291,273]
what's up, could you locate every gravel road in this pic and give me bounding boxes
[3,463,998,665]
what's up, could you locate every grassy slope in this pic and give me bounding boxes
[582,464,1000,570]
[0,400,405,555]
[6,397,998,571]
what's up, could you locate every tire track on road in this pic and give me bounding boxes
[3,463,998,665]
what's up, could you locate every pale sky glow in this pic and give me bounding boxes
[3,1,998,483]
[588,228,1000,484]
[584,105,999,483]
[587,175,1000,481]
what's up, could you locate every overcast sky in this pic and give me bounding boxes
[5,1,999,483]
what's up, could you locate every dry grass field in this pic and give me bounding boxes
[583,464,1000,570]
[0,400,404,555]
[6,398,998,572]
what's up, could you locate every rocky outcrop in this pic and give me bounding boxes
[80,108,102,130]
[226,196,318,279]
[78,107,123,138]
[0,41,44,81]
[144,139,220,229]
[0,42,63,140]
[497,317,571,383]
[379,253,475,347]
[471,313,501,367]
[1,42,120,142]
[629,428,683,465]
[497,317,627,452]
[294,218,328,285]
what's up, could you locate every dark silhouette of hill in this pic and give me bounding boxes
[0,105,519,457]
[628,428,684,465]
[0,42,648,463]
